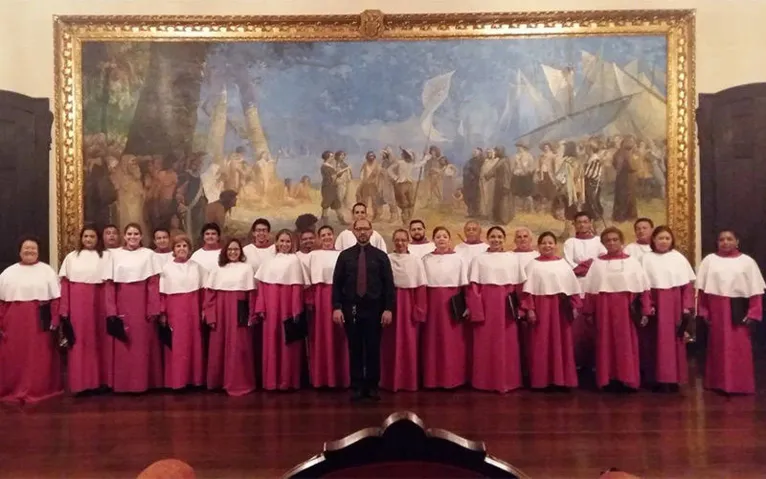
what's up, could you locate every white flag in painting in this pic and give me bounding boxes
[420,71,454,143]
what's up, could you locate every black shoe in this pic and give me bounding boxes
[350,389,364,402]
[366,388,381,401]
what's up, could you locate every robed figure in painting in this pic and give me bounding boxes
[255,230,307,391]
[520,232,582,390]
[203,238,257,396]
[422,227,470,389]
[581,227,650,391]
[104,224,164,393]
[58,226,112,393]
[0,237,63,404]
[696,230,766,395]
[159,235,207,390]
[380,229,427,392]
[466,226,524,393]
[305,226,349,388]
[639,226,696,389]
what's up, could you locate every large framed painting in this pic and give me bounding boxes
[54,10,695,260]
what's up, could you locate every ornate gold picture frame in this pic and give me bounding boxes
[54,9,695,261]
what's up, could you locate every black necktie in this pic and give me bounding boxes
[356,246,367,297]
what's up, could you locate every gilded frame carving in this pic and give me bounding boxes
[53,9,696,262]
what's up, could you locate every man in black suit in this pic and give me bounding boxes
[332,218,395,401]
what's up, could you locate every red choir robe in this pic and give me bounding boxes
[696,252,766,394]
[563,235,607,368]
[58,249,112,393]
[203,261,257,396]
[422,251,469,389]
[380,252,427,391]
[160,259,207,389]
[103,247,163,393]
[0,262,63,404]
[255,253,307,391]
[243,243,277,274]
[466,251,525,392]
[582,252,650,389]
[190,247,222,272]
[520,256,582,389]
[640,250,696,386]
[305,249,349,388]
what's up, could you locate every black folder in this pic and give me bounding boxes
[157,321,173,349]
[59,316,76,348]
[730,297,749,327]
[38,302,52,332]
[237,299,250,327]
[507,292,520,321]
[676,312,693,339]
[450,291,467,323]
[283,313,308,344]
[106,316,128,342]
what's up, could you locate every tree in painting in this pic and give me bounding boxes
[81,36,667,247]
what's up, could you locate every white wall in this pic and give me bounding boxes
[2,0,766,262]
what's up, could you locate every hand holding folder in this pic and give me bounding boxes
[106,315,128,342]
[283,312,308,344]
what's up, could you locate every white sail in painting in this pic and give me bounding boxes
[498,70,553,138]
[420,70,454,143]
[541,64,575,116]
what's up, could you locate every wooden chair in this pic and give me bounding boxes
[283,411,529,478]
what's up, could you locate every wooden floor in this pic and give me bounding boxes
[1,366,765,479]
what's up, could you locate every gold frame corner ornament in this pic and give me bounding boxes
[53,9,696,262]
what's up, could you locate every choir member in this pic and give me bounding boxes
[520,231,582,390]
[306,225,349,388]
[466,226,524,393]
[696,229,765,394]
[255,229,307,391]
[513,226,540,270]
[335,203,387,251]
[152,227,173,268]
[581,227,650,391]
[296,229,316,272]
[454,221,488,262]
[563,211,606,369]
[624,218,654,260]
[332,219,395,401]
[640,226,696,390]
[58,225,111,393]
[407,219,435,258]
[159,234,206,390]
[380,229,427,392]
[102,224,121,250]
[104,223,163,393]
[243,218,276,272]
[190,223,222,272]
[422,226,470,389]
[0,236,63,404]
[203,238,257,396]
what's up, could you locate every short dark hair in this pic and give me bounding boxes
[432,226,451,239]
[537,231,558,245]
[392,228,409,241]
[574,211,592,221]
[317,225,334,236]
[17,234,42,254]
[600,226,625,243]
[486,226,506,238]
[634,217,654,229]
[251,218,271,232]
[649,225,676,252]
[78,224,104,257]
[352,202,367,212]
[153,227,170,237]
[409,219,425,229]
[201,222,221,237]
[219,238,246,267]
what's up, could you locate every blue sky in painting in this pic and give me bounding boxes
[196,35,666,180]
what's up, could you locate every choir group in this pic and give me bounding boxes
[0,203,763,405]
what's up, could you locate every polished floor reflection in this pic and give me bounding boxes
[1,368,764,478]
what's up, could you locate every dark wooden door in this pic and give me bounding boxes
[0,90,52,271]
